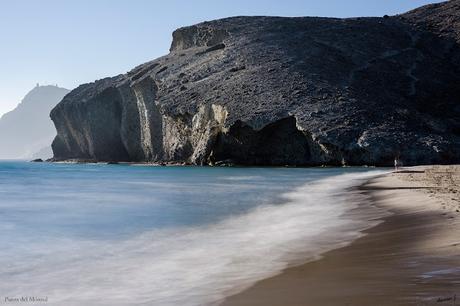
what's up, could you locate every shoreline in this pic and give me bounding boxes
[40,159,382,168]
[221,166,460,306]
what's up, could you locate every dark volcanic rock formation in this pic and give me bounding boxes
[401,0,460,43]
[51,1,460,166]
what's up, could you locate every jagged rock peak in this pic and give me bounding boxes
[170,20,231,51]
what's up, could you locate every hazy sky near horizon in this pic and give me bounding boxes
[0,0,443,117]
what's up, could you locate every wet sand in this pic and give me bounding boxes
[222,166,460,306]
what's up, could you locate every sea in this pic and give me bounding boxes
[0,161,388,305]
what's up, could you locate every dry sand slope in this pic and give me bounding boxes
[222,166,460,306]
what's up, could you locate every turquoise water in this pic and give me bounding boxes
[0,161,387,305]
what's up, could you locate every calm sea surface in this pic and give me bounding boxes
[0,161,386,305]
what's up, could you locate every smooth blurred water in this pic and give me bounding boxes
[0,161,387,305]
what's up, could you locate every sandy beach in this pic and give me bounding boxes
[222,165,460,306]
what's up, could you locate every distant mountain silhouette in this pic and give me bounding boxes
[0,85,70,159]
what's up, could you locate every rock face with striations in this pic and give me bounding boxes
[51,1,460,166]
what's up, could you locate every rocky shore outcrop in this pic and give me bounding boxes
[51,1,460,166]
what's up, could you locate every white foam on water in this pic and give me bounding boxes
[0,170,389,306]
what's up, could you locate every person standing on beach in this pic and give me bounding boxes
[394,157,400,172]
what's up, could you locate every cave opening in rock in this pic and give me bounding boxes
[211,117,312,166]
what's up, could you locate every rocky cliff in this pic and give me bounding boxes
[51,1,460,166]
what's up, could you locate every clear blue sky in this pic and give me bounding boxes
[0,0,443,116]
